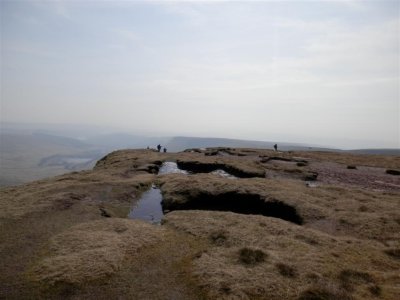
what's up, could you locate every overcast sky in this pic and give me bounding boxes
[1,0,399,149]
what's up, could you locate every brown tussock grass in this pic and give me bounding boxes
[1,148,399,299]
[163,210,400,299]
[28,218,166,286]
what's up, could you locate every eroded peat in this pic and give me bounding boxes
[162,190,303,225]
[1,148,399,300]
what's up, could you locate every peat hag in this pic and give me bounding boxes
[162,191,303,225]
[177,160,264,178]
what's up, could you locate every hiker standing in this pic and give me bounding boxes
[157,144,161,152]
[163,147,167,153]
[273,144,278,151]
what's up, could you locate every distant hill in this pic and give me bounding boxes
[348,149,400,156]
[0,132,89,153]
[0,131,170,186]
[85,133,170,151]
[1,129,398,187]
[165,136,399,155]
[165,136,336,152]
[0,133,101,187]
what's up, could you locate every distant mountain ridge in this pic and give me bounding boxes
[348,149,400,156]
[1,130,398,187]
[165,136,337,152]
[166,136,399,155]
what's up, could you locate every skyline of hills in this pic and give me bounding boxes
[1,123,399,187]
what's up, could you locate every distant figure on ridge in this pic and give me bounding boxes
[163,147,167,153]
[274,144,278,151]
[157,144,162,152]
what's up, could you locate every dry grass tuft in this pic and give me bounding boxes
[238,247,267,265]
[384,248,400,259]
[164,210,400,299]
[276,263,298,278]
[358,205,368,212]
[295,234,319,245]
[29,219,165,286]
[209,230,228,246]
[298,283,353,300]
[338,269,374,291]
[368,284,382,296]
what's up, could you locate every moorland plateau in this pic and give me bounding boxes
[1,147,399,299]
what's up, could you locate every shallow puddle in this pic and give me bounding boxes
[306,181,318,188]
[128,184,164,224]
[129,162,186,223]
[129,162,237,223]
[158,162,188,175]
[211,169,237,179]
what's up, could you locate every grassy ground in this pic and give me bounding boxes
[163,210,400,299]
[1,148,399,299]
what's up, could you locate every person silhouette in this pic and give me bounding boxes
[273,144,278,151]
[157,144,161,152]
[163,147,167,153]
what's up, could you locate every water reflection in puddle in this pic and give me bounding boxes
[129,162,185,224]
[211,169,237,179]
[158,162,188,175]
[129,162,237,223]
[306,181,318,188]
[128,184,163,224]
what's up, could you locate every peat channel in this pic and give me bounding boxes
[128,184,163,223]
[129,161,191,223]
[158,161,237,179]
[129,162,302,225]
[163,192,303,225]
[176,160,264,178]
[158,161,189,175]
[129,162,183,224]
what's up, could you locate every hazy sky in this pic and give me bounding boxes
[1,0,399,149]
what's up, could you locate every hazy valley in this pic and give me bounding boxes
[1,124,398,187]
